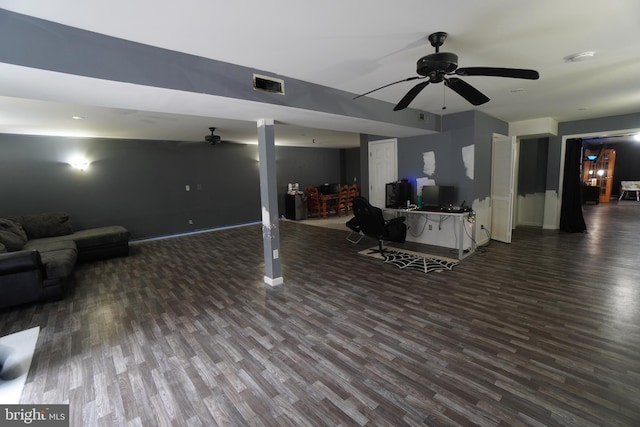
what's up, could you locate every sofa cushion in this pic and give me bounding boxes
[0,218,28,251]
[70,226,130,249]
[27,240,77,280]
[19,212,74,239]
[23,238,76,253]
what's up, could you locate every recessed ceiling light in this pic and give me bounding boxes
[563,51,595,63]
[71,115,85,120]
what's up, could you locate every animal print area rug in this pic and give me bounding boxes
[359,247,459,274]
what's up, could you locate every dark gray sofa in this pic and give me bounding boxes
[0,212,130,309]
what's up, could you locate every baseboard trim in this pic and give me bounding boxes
[264,276,284,287]
[130,221,261,244]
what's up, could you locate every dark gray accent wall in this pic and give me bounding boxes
[518,137,549,195]
[275,146,343,212]
[471,111,509,201]
[0,8,438,133]
[344,148,361,188]
[396,111,507,206]
[397,132,455,201]
[0,134,345,239]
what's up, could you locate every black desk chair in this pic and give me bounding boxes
[347,196,407,254]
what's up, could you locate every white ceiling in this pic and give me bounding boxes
[1,0,639,147]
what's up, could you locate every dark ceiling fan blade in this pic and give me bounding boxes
[353,76,424,100]
[455,67,539,80]
[445,78,490,106]
[393,81,430,111]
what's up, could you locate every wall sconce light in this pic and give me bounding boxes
[596,169,605,177]
[69,156,91,171]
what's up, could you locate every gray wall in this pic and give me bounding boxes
[471,111,509,202]
[519,137,549,195]
[356,111,506,208]
[344,148,361,187]
[0,134,350,239]
[396,111,507,207]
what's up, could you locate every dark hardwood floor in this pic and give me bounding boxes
[2,201,639,426]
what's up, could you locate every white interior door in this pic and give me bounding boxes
[368,139,397,208]
[491,135,516,243]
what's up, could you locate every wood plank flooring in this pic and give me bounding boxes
[1,201,640,426]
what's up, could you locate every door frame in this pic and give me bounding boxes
[554,127,640,229]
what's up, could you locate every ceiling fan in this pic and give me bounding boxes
[353,31,540,111]
[204,127,226,145]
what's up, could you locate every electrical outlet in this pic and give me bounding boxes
[428,224,433,231]
[188,219,193,225]
[481,224,485,229]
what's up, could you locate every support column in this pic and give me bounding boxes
[257,119,283,286]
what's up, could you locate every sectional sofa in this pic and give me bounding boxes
[0,212,130,309]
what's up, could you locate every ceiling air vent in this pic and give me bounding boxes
[253,74,285,95]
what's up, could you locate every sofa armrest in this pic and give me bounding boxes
[0,250,43,275]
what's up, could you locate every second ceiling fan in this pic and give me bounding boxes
[354,32,540,111]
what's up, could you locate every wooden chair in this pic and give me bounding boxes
[305,186,322,218]
[335,185,350,217]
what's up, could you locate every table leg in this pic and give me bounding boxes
[457,216,464,260]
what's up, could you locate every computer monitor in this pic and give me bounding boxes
[438,186,457,206]
[421,185,440,207]
[421,185,456,207]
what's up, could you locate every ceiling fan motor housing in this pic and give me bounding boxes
[417,52,459,82]
[206,135,221,144]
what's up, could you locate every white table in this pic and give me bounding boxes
[384,208,475,260]
[619,181,640,201]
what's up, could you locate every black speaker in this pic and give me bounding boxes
[285,194,307,220]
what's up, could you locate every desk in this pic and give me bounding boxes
[583,185,600,204]
[384,208,474,260]
[318,193,339,218]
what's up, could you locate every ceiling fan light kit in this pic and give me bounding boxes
[354,31,540,111]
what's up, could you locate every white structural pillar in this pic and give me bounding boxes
[257,119,283,286]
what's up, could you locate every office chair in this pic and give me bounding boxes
[348,196,406,254]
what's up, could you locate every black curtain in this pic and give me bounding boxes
[560,138,587,232]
